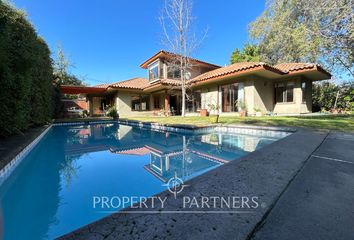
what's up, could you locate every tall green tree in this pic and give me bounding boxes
[230,44,261,64]
[0,1,54,136]
[30,37,55,125]
[298,0,353,78]
[312,81,354,111]
[249,0,353,78]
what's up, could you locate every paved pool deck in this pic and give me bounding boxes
[250,132,354,240]
[0,125,49,170]
[58,129,354,240]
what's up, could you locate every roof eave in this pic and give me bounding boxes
[314,65,332,79]
[140,50,164,69]
[109,86,145,91]
[287,68,332,81]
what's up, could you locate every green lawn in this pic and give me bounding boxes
[127,114,354,132]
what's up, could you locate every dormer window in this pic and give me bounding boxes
[149,63,159,81]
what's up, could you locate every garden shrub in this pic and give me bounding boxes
[107,106,119,119]
[312,81,354,112]
[0,1,54,136]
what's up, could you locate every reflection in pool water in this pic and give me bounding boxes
[0,123,287,240]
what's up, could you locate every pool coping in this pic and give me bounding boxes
[53,118,297,133]
[0,125,52,185]
[118,118,297,133]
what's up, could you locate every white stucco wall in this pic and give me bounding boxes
[116,91,132,115]
[200,85,219,111]
[253,76,274,114]
[244,79,255,114]
[116,91,154,117]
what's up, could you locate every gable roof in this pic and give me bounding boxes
[140,50,221,69]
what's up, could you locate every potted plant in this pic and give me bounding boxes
[107,106,119,120]
[254,107,262,117]
[200,109,208,117]
[237,100,247,117]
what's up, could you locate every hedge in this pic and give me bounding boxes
[0,1,54,137]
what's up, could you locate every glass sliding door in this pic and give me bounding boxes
[131,95,150,111]
[221,83,239,112]
[186,90,201,112]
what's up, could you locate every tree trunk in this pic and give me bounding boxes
[181,86,186,117]
[179,0,186,117]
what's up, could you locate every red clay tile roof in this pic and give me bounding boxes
[95,83,110,88]
[161,79,182,86]
[140,50,221,69]
[190,62,331,84]
[108,77,150,90]
[143,79,182,91]
[190,62,284,84]
[275,63,331,77]
[96,77,181,91]
[275,63,316,73]
[90,62,330,91]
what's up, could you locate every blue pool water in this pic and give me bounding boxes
[0,123,288,239]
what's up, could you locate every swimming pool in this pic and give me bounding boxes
[0,123,289,239]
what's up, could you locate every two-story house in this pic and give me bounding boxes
[60,50,331,117]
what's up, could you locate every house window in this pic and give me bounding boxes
[186,90,201,112]
[167,67,181,79]
[301,81,306,103]
[221,83,239,112]
[131,95,150,111]
[149,63,159,81]
[153,95,160,109]
[275,82,294,103]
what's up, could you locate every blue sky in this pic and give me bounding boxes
[12,0,266,85]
